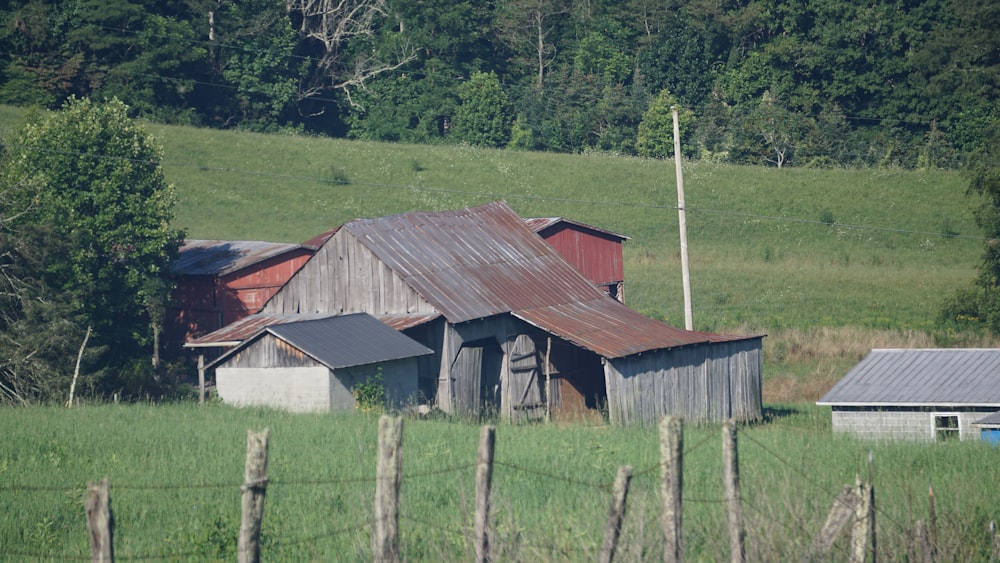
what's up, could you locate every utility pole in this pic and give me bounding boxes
[672,107,693,330]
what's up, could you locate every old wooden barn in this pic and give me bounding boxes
[203,201,761,424]
[211,313,431,412]
[169,239,315,346]
[818,348,1000,441]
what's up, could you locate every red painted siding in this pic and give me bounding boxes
[537,224,624,286]
[169,249,313,345]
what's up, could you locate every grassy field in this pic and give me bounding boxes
[2,106,1000,560]
[2,404,999,561]
[2,103,998,401]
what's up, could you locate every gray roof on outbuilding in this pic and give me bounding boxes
[973,411,1000,426]
[210,313,432,370]
[817,348,1000,407]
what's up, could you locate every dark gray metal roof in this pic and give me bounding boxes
[173,239,306,276]
[523,217,630,241]
[817,349,1000,407]
[344,201,756,358]
[213,313,432,370]
[186,312,440,348]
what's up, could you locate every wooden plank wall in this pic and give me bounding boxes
[262,231,436,317]
[220,334,323,369]
[604,338,763,426]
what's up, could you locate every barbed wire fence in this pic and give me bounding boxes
[3,414,999,562]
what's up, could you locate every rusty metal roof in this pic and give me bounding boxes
[301,226,340,250]
[185,312,440,348]
[515,301,751,359]
[345,201,755,358]
[523,217,630,241]
[173,239,306,276]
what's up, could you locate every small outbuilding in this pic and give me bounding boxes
[972,412,1000,445]
[817,348,1000,441]
[212,313,432,412]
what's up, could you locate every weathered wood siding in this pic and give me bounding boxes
[433,316,551,421]
[262,230,436,317]
[604,338,762,425]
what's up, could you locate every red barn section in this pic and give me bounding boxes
[524,217,629,302]
[168,240,315,347]
[168,217,627,350]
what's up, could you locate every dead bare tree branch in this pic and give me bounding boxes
[286,0,416,106]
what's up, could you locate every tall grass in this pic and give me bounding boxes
[1,404,998,561]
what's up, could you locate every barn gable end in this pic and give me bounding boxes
[262,228,436,317]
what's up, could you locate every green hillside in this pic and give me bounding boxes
[2,106,994,400]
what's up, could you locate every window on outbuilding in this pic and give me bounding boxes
[934,415,960,442]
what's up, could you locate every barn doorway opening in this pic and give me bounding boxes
[452,339,503,417]
[548,340,606,424]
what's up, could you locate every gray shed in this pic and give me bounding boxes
[250,201,762,425]
[212,313,432,412]
[817,348,1000,441]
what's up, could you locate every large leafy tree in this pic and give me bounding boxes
[452,71,513,148]
[0,97,185,403]
[940,121,1000,332]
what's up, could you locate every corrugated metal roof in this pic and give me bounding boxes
[817,349,1000,407]
[209,313,432,370]
[515,301,750,359]
[173,239,305,276]
[185,313,336,347]
[263,313,433,369]
[301,227,340,250]
[345,201,756,358]
[523,217,630,241]
[185,312,440,348]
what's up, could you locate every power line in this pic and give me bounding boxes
[4,142,991,243]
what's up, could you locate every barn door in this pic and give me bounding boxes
[508,334,545,421]
[452,339,502,417]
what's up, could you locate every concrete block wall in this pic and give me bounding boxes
[832,409,932,441]
[832,408,985,441]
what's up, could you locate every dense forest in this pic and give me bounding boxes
[1,0,997,167]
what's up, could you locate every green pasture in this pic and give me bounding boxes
[143,122,983,333]
[1,404,998,561]
[0,105,984,333]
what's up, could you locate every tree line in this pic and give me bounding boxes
[1,0,996,168]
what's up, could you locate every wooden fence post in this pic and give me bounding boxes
[474,425,496,563]
[928,486,938,561]
[991,521,1000,562]
[238,429,270,563]
[914,520,934,563]
[723,420,746,563]
[374,415,403,563]
[86,478,113,563]
[599,464,633,563]
[660,416,683,563]
[850,476,871,563]
[808,484,861,559]
[868,451,877,563]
